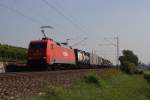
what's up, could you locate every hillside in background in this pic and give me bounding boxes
[0,43,27,61]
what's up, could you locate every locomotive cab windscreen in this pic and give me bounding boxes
[28,41,47,60]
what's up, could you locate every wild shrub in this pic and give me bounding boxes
[119,50,139,74]
[122,61,136,74]
[83,73,100,86]
[127,63,136,74]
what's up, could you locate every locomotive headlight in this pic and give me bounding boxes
[43,57,46,59]
[28,57,32,60]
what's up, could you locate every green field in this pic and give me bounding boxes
[22,71,150,100]
[144,71,150,74]
[144,71,150,83]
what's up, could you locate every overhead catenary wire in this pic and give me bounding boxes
[41,0,88,36]
[72,37,88,47]
[0,3,43,25]
[17,4,71,39]
[50,0,90,34]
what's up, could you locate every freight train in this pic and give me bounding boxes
[27,36,112,70]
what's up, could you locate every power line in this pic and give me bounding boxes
[0,3,43,25]
[41,0,88,36]
[50,0,90,34]
[16,4,71,39]
[72,37,88,47]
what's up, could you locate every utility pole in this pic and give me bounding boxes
[115,35,119,69]
[103,34,120,69]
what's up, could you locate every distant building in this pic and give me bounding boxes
[138,65,150,70]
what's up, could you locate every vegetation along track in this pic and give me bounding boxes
[0,68,114,100]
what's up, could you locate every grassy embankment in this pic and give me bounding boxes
[23,70,150,100]
[0,44,27,63]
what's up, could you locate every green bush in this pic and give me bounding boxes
[123,61,136,74]
[128,63,136,74]
[83,73,100,86]
[119,50,139,74]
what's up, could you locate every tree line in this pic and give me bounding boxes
[0,44,27,61]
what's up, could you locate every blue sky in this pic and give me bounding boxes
[0,0,150,64]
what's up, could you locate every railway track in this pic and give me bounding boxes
[0,68,114,100]
[0,60,112,73]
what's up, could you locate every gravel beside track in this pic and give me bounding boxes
[0,68,114,100]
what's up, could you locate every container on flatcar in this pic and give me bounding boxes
[74,49,90,65]
[90,53,99,66]
[98,57,103,66]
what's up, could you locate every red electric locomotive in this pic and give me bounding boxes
[27,27,76,70]
[27,38,76,70]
